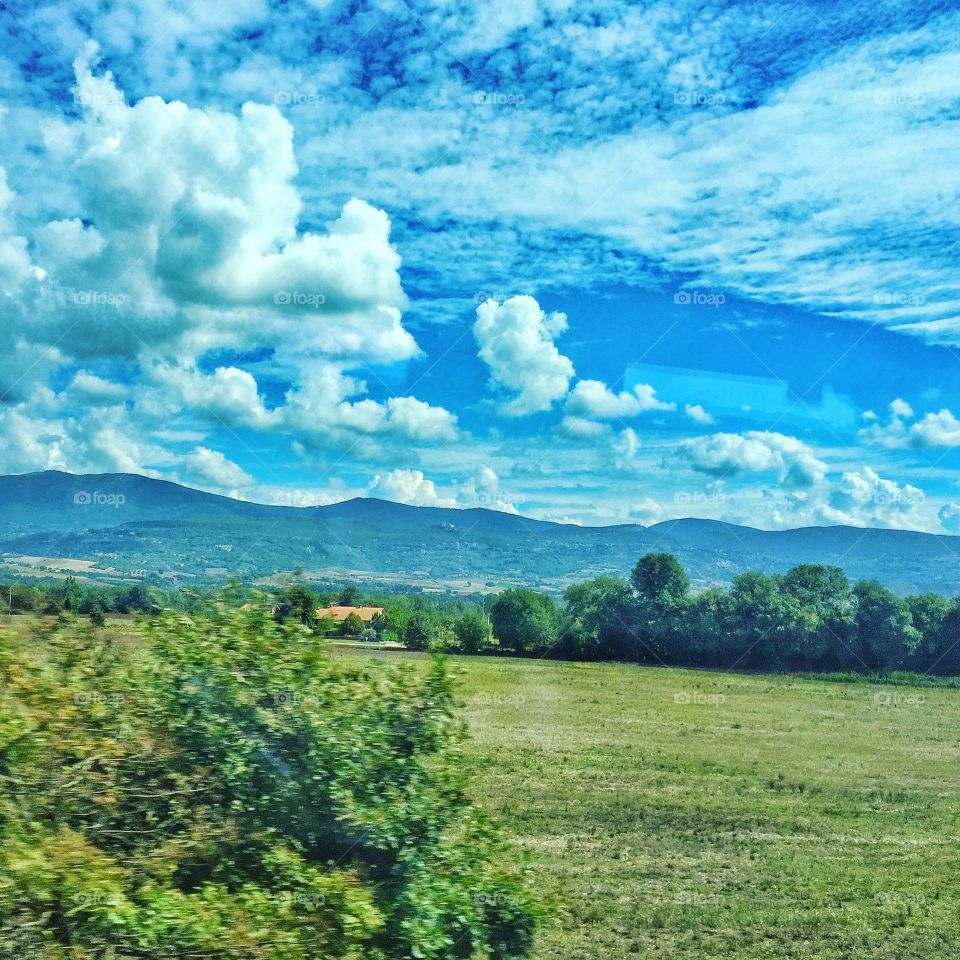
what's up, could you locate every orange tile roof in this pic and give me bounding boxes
[317,605,384,623]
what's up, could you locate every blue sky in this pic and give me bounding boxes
[1,0,960,531]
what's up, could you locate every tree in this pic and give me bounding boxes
[338,583,362,606]
[852,580,918,671]
[60,576,85,613]
[403,611,435,651]
[631,554,689,611]
[454,611,490,655]
[681,588,735,666]
[116,584,155,614]
[905,593,951,671]
[370,611,390,639]
[630,555,690,661]
[276,584,319,625]
[88,597,106,628]
[340,611,364,637]
[727,571,795,669]
[779,565,853,669]
[923,596,960,675]
[561,577,636,661]
[489,589,558,656]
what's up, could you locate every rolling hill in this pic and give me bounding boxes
[1,470,959,595]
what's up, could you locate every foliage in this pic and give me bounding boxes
[0,606,537,959]
[340,611,364,637]
[453,611,491,655]
[489,589,559,656]
[403,611,436,652]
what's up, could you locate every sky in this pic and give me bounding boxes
[1,0,959,531]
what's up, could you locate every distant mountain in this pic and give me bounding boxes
[1,471,959,596]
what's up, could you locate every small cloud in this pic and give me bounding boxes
[684,403,713,425]
[184,447,254,489]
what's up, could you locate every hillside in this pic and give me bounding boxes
[1,471,959,595]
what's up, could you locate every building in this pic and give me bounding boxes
[316,604,385,624]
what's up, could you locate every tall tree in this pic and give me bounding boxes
[852,580,918,671]
[490,589,558,656]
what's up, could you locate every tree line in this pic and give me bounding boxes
[7,555,960,675]
[273,557,960,675]
[513,555,960,675]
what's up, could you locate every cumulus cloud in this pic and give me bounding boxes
[628,497,663,524]
[565,379,674,420]
[814,467,925,530]
[860,399,960,449]
[61,371,128,407]
[369,465,518,513]
[939,502,960,533]
[473,295,574,415]
[612,427,642,470]
[0,405,172,476]
[684,403,713,425]
[368,469,456,508]
[457,465,518,513]
[32,43,411,364]
[675,431,828,488]
[0,44,459,478]
[281,368,459,450]
[184,446,254,488]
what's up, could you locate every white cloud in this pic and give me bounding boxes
[628,497,663,524]
[565,379,674,420]
[939,502,960,533]
[860,399,960,449]
[675,431,828,488]
[0,45,460,475]
[281,367,459,450]
[369,464,518,513]
[457,465,518,513]
[473,295,574,415]
[61,371,128,406]
[612,426,641,470]
[814,467,926,530]
[368,469,456,508]
[184,446,254,488]
[684,403,713,425]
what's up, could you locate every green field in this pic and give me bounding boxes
[342,649,960,959]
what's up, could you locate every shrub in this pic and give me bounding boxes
[0,604,537,959]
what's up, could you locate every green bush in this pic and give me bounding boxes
[0,604,536,959]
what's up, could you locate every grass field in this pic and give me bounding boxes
[342,650,960,959]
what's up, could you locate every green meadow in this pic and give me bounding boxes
[343,649,960,959]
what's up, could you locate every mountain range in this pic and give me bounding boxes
[1,470,959,596]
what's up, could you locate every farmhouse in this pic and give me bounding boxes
[317,604,384,624]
